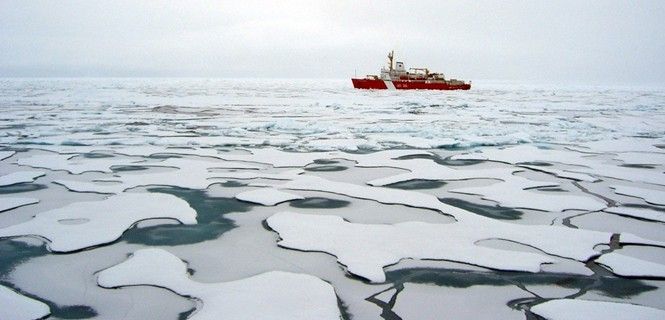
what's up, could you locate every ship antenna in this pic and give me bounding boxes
[388,50,394,71]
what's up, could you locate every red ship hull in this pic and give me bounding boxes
[352,78,471,90]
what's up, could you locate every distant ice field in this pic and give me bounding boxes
[0,78,664,319]
[1,78,664,150]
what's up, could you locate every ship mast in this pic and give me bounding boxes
[387,50,394,72]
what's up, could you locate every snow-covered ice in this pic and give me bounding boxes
[0,197,39,212]
[0,171,44,187]
[450,175,606,212]
[612,185,665,206]
[0,151,15,161]
[604,206,665,223]
[1,79,665,319]
[267,211,610,283]
[596,252,665,278]
[0,285,50,320]
[235,188,304,206]
[530,298,665,320]
[0,193,196,252]
[393,283,529,320]
[97,248,341,320]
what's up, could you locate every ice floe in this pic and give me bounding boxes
[97,248,341,320]
[452,144,598,165]
[576,138,665,153]
[276,175,612,259]
[0,151,15,161]
[0,193,196,252]
[452,144,665,185]
[266,211,605,283]
[530,298,665,320]
[604,206,665,223]
[235,188,304,206]
[0,197,39,212]
[0,171,45,187]
[450,175,606,212]
[218,148,336,167]
[52,157,275,194]
[0,285,50,320]
[16,153,139,174]
[614,152,665,165]
[596,252,665,278]
[392,283,529,320]
[364,160,516,187]
[612,185,665,206]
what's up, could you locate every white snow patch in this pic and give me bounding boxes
[577,138,665,153]
[451,176,606,212]
[452,145,597,165]
[612,185,665,206]
[519,165,599,182]
[604,206,665,223]
[16,153,138,174]
[0,193,196,252]
[267,211,559,283]
[307,138,369,151]
[0,285,50,320]
[0,151,15,161]
[453,144,665,185]
[530,298,665,320]
[393,283,529,320]
[614,152,665,165]
[97,248,341,320]
[235,188,304,206]
[596,252,665,278]
[275,175,612,263]
[620,233,665,248]
[53,180,126,194]
[0,197,39,212]
[219,148,336,167]
[0,171,45,187]
[51,157,283,194]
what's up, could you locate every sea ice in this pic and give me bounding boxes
[97,248,341,320]
[16,152,144,174]
[451,144,598,165]
[392,283,529,320]
[52,179,126,194]
[577,138,665,153]
[611,185,665,206]
[0,197,39,212]
[596,252,665,278]
[0,171,45,187]
[452,144,665,185]
[364,160,517,187]
[235,188,304,206]
[604,206,665,223]
[0,151,15,161]
[276,175,612,261]
[518,165,599,182]
[52,157,271,194]
[341,152,605,212]
[218,148,336,167]
[0,193,196,252]
[268,211,560,283]
[0,285,50,320]
[614,152,665,165]
[530,298,665,320]
[450,175,606,212]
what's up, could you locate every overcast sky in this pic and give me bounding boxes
[1,1,664,83]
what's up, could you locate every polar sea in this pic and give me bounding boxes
[1,78,665,319]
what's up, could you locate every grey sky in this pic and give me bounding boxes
[1,0,664,83]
